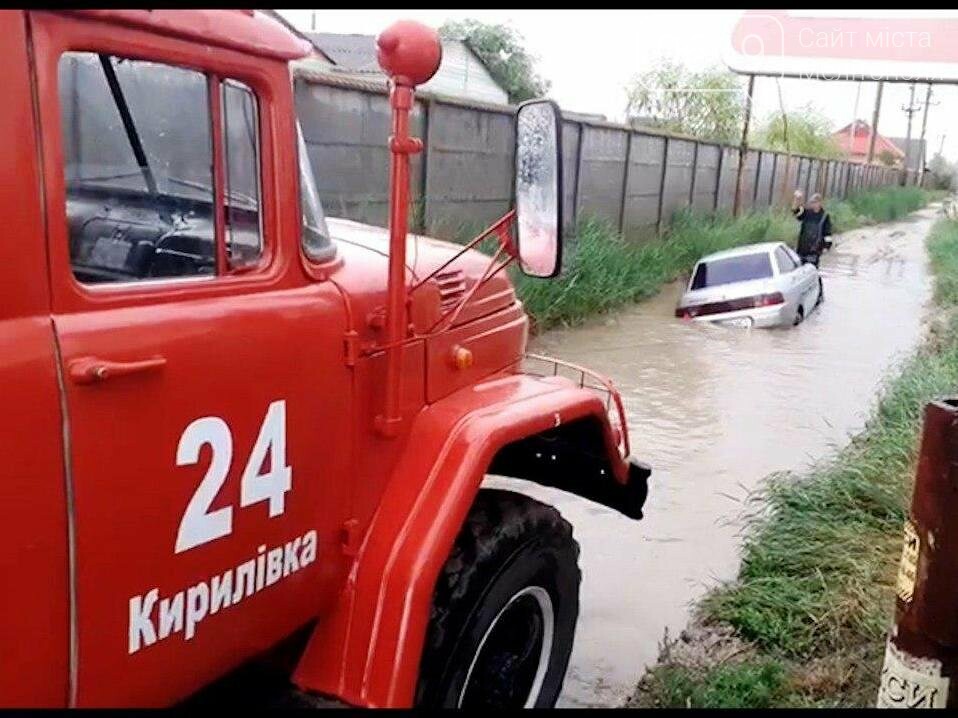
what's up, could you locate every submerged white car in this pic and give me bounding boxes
[675,242,822,328]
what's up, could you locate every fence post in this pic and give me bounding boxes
[571,122,585,230]
[688,140,699,208]
[655,136,670,234]
[713,146,724,212]
[770,152,779,207]
[804,157,813,197]
[618,129,633,234]
[877,398,958,709]
[752,150,762,206]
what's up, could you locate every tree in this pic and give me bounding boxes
[927,152,956,190]
[624,59,745,144]
[878,149,899,167]
[751,104,842,158]
[439,19,550,104]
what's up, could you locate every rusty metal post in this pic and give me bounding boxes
[877,398,958,708]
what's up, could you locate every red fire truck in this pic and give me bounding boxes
[1,9,650,708]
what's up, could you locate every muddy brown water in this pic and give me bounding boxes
[487,207,939,707]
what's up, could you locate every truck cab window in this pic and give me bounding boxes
[222,80,262,269]
[58,52,215,284]
[58,53,266,284]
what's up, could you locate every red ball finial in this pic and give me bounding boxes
[376,20,442,87]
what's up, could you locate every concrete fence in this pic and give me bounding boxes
[295,69,917,242]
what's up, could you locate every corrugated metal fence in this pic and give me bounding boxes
[295,69,917,241]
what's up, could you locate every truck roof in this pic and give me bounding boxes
[65,10,312,62]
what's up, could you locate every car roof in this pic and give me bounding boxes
[695,242,784,264]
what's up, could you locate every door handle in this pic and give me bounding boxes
[68,355,166,385]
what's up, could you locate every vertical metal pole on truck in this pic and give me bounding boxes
[374,21,441,438]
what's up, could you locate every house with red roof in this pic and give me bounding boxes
[831,120,905,167]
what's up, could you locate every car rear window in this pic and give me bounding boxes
[691,253,773,289]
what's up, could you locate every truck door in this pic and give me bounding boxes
[30,12,353,706]
[0,11,70,707]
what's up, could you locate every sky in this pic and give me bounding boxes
[276,9,958,163]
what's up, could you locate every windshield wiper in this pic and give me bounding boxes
[98,54,159,201]
[166,176,258,209]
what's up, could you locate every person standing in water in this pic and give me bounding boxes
[791,190,833,267]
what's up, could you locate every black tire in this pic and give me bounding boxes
[415,489,581,709]
[816,278,825,307]
[793,305,805,326]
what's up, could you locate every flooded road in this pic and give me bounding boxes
[487,206,939,707]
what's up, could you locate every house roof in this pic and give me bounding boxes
[306,32,381,73]
[831,120,904,160]
[304,31,505,88]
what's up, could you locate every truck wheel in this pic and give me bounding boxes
[416,489,580,709]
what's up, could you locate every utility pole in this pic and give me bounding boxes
[917,84,938,188]
[900,83,920,185]
[867,80,884,165]
[776,77,792,205]
[848,81,862,152]
[733,74,755,217]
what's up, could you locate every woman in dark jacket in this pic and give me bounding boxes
[791,190,833,267]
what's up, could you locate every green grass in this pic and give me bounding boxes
[506,186,939,332]
[633,214,958,708]
[828,186,939,229]
[641,660,790,709]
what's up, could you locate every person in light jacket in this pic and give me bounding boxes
[791,190,833,267]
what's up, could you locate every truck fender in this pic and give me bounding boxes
[291,372,647,707]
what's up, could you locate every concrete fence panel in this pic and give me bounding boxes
[577,124,630,227]
[661,138,696,224]
[294,73,906,244]
[622,133,667,238]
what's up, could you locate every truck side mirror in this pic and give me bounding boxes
[514,99,563,278]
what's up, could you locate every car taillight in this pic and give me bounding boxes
[755,292,784,307]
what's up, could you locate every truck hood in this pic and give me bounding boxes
[326,216,518,328]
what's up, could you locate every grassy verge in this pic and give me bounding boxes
[512,186,942,332]
[631,213,958,709]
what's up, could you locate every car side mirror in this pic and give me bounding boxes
[514,99,563,278]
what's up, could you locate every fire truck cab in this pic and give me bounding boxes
[1,9,649,708]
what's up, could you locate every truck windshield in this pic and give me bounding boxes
[691,253,773,289]
[297,123,332,260]
[65,53,258,209]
